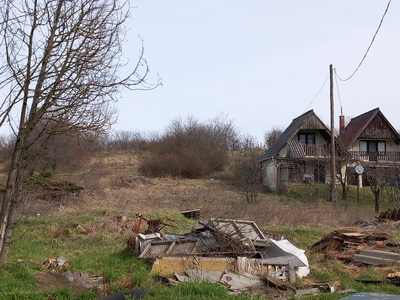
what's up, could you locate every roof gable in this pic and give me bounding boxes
[259,110,331,161]
[338,108,400,148]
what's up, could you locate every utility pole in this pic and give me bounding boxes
[330,64,337,207]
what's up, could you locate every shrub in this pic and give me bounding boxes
[138,115,235,178]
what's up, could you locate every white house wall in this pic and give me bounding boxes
[278,147,287,157]
[262,160,277,191]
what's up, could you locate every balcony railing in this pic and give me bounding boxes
[350,151,400,162]
[303,144,329,157]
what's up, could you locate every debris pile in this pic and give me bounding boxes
[387,272,400,285]
[130,215,316,296]
[310,226,399,265]
[43,256,69,269]
[377,207,400,222]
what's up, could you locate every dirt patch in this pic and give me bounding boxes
[35,271,104,296]
[115,175,152,188]
[19,190,81,216]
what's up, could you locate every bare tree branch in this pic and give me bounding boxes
[0,0,160,264]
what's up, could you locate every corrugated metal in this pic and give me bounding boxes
[207,219,268,246]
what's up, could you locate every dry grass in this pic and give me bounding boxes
[12,151,377,235]
[5,151,400,297]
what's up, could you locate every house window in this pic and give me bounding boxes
[359,141,386,152]
[360,140,386,161]
[299,133,315,145]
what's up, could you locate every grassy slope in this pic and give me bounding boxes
[2,151,400,299]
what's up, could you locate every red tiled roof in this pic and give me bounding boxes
[338,108,379,148]
[338,108,400,148]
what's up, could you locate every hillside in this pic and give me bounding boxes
[15,151,380,230]
[2,151,400,299]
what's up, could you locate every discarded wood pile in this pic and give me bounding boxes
[377,207,400,222]
[387,272,400,285]
[310,227,393,262]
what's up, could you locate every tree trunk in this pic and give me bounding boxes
[374,190,381,213]
[0,135,26,265]
[0,199,19,264]
[341,182,347,201]
[345,186,349,210]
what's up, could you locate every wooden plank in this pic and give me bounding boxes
[181,209,201,219]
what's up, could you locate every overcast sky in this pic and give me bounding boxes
[114,1,399,144]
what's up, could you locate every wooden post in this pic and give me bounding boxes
[330,64,337,207]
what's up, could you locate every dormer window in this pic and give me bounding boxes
[299,133,315,145]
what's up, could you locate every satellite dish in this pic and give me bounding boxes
[355,165,364,175]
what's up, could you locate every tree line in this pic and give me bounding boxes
[0,114,264,176]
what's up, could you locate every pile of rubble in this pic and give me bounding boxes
[310,226,392,262]
[128,214,324,296]
[310,216,400,270]
[129,212,400,297]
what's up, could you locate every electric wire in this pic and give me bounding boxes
[334,70,342,109]
[336,0,392,81]
[304,76,329,112]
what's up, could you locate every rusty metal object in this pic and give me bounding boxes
[134,213,175,234]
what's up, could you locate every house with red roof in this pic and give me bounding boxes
[337,107,400,167]
[259,107,400,191]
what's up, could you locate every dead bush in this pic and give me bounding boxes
[139,151,215,178]
[115,175,152,188]
[26,127,95,174]
[231,149,264,203]
[137,115,235,179]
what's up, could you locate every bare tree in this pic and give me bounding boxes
[232,135,263,203]
[0,134,15,163]
[264,128,282,149]
[334,158,353,208]
[106,130,147,152]
[363,166,395,213]
[0,0,160,264]
[27,126,95,173]
[139,115,238,178]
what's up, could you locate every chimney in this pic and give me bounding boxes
[339,107,345,134]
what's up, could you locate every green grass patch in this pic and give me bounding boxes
[261,224,325,250]
[27,171,84,192]
[274,183,399,213]
[5,201,400,299]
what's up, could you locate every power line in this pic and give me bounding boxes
[334,69,342,108]
[336,0,392,81]
[304,76,329,112]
